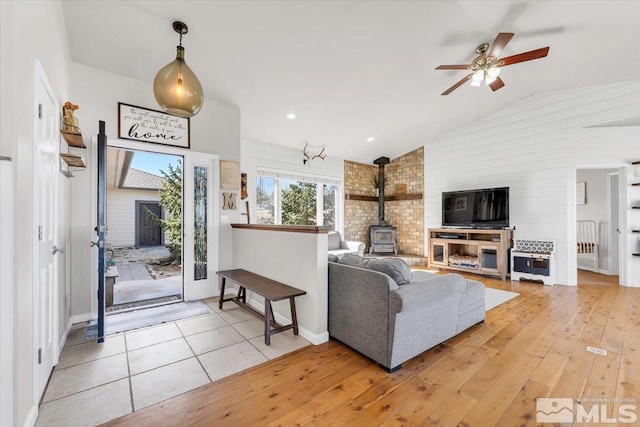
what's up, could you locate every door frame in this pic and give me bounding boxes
[32,59,60,402]
[607,171,621,275]
[0,156,14,426]
[134,200,164,247]
[91,137,219,316]
[573,165,628,286]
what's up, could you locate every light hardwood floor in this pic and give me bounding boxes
[104,271,639,426]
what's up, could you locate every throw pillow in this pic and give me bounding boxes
[338,253,368,268]
[366,258,413,285]
[328,254,340,263]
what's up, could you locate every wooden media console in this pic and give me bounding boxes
[428,228,513,280]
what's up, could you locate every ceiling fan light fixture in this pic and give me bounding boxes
[153,21,204,118]
[486,66,501,79]
[469,79,481,87]
[472,70,484,82]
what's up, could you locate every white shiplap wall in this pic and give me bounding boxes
[425,80,640,286]
[241,139,344,229]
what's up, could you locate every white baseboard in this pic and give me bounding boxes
[22,404,37,427]
[57,319,72,357]
[246,296,328,345]
[71,313,93,324]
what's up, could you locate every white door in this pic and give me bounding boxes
[183,155,218,300]
[34,61,59,399]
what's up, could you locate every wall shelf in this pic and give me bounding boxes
[60,153,86,169]
[345,193,423,202]
[386,194,423,201]
[61,130,86,148]
[345,194,378,202]
[60,124,86,177]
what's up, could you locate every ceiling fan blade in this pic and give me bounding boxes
[487,32,515,59]
[489,77,505,92]
[499,46,550,66]
[435,64,470,70]
[441,74,472,96]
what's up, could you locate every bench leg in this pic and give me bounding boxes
[218,277,226,310]
[264,298,272,345]
[289,297,299,336]
[237,286,246,304]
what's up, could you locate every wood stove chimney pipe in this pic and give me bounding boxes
[373,156,390,226]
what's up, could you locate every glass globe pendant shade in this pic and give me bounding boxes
[153,46,204,118]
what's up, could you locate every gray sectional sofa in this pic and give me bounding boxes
[328,259,485,371]
[327,231,365,257]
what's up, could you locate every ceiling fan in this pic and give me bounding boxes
[436,32,549,95]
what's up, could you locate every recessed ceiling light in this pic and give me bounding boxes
[286,113,297,120]
[366,137,375,142]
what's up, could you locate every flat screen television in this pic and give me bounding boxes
[442,187,509,229]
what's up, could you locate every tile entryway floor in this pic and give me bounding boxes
[36,296,310,427]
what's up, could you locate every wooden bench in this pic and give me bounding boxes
[216,269,306,345]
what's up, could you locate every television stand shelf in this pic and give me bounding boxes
[428,228,513,280]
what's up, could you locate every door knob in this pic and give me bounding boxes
[52,246,64,255]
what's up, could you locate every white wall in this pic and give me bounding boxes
[241,139,344,228]
[576,168,617,271]
[0,1,72,426]
[232,227,329,344]
[69,64,241,318]
[424,81,640,286]
[106,188,159,247]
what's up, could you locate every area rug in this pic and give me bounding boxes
[485,287,519,311]
[85,301,211,339]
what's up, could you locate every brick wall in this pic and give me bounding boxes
[343,160,378,244]
[343,147,424,255]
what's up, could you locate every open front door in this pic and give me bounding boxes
[95,121,107,342]
[183,155,218,300]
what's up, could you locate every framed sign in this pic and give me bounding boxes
[118,102,190,148]
[220,160,239,190]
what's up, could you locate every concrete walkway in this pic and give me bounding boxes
[114,264,153,281]
[113,275,183,305]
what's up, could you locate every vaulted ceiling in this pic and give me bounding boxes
[62,1,640,163]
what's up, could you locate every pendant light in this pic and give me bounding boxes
[153,21,204,118]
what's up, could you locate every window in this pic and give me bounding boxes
[323,184,337,229]
[256,171,342,229]
[256,176,275,224]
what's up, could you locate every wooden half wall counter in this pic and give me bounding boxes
[230,223,331,344]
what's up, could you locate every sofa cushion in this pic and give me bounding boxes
[327,231,342,250]
[338,254,413,285]
[337,253,368,268]
[366,258,413,285]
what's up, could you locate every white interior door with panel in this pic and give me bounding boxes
[33,60,60,400]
